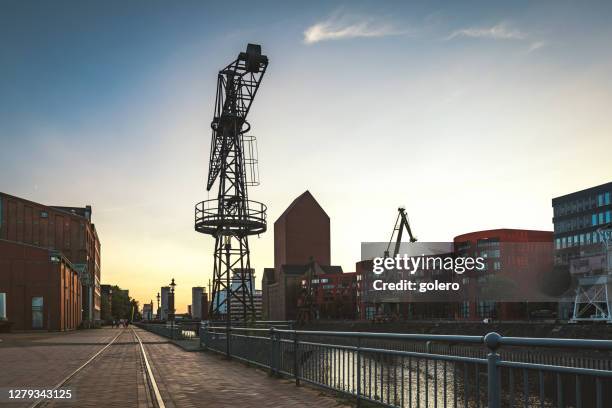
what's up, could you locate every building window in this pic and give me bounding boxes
[0,293,6,320]
[477,301,496,318]
[493,261,501,270]
[40,211,48,218]
[459,302,470,318]
[606,192,611,205]
[555,238,560,249]
[607,210,611,224]
[592,214,598,226]
[599,213,605,225]
[32,297,44,329]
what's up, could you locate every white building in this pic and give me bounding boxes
[192,287,205,320]
[142,302,153,321]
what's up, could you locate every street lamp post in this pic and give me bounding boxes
[156,292,161,320]
[169,279,176,339]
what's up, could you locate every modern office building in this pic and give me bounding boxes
[0,192,101,326]
[552,181,612,321]
[0,239,82,330]
[552,182,612,264]
[160,286,169,320]
[213,269,257,320]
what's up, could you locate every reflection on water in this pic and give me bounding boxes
[296,345,603,408]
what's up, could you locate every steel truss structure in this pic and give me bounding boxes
[572,224,612,322]
[195,44,268,322]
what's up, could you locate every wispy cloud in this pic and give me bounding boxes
[304,13,407,44]
[527,41,546,53]
[446,23,527,41]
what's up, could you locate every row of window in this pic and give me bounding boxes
[555,230,609,249]
[457,301,498,319]
[592,210,612,226]
[555,210,611,233]
[554,192,611,217]
[476,238,500,248]
[480,249,500,258]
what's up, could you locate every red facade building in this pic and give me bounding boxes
[0,192,101,328]
[0,240,81,330]
[262,191,348,321]
[453,229,554,321]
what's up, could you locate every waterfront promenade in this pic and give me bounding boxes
[0,327,348,407]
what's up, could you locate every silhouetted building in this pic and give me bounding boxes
[160,286,169,320]
[262,191,345,320]
[192,287,205,320]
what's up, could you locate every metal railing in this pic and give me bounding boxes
[135,322,198,340]
[200,324,612,408]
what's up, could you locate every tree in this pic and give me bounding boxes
[130,299,142,321]
[111,286,130,320]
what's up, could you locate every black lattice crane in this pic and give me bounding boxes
[384,207,417,258]
[195,44,269,324]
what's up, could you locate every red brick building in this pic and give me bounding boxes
[298,270,359,320]
[0,239,81,330]
[453,229,554,321]
[0,192,101,327]
[262,191,345,320]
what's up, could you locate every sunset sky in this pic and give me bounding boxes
[1,1,611,312]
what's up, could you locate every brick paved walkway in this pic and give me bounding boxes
[136,327,350,407]
[0,327,350,407]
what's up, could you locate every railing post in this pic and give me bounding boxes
[484,332,502,408]
[356,336,361,407]
[226,325,231,359]
[269,327,276,376]
[200,321,208,350]
[294,332,300,386]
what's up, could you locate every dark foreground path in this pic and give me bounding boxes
[0,327,348,408]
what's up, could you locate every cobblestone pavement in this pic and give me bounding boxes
[0,328,148,408]
[0,327,350,407]
[0,328,121,407]
[135,327,350,407]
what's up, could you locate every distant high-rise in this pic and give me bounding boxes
[160,286,169,320]
[192,287,205,320]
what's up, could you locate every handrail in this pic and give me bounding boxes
[204,326,612,350]
[196,325,612,408]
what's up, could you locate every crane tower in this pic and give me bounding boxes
[195,44,269,322]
